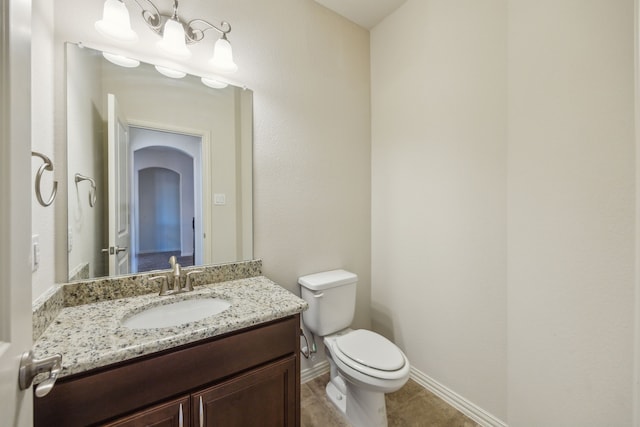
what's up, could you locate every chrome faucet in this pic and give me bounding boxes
[151,256,202,296]
[169,255,182,290]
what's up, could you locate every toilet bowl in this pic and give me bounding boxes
[326,329,410,393]
[322,329,410,427]
[298,270,411,427]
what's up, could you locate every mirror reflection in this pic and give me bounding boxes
[66,43,253,282]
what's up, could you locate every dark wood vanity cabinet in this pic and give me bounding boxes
[103,357,297,427]
[193,356,296,426]
[103,395,191,427]
[34,315,301,427]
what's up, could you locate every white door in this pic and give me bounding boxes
[0,0,34,425]
[107,94,131,276]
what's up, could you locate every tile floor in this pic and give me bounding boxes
[301,373,480,427]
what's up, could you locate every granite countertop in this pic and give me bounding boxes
[32,276,307,380]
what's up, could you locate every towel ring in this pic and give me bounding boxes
[75,174,97,207]
[32,151,58,207]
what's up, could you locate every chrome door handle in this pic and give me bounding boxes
[101,246,128,255]
[199,396,204,427]
[18,350,62,397]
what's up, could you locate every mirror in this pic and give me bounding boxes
[66,43,253,282]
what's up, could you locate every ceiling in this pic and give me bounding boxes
[314,0,407,29]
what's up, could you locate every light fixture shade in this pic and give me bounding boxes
[209,37,238,74]
[201,77,228,89]
[157,19,191,59]
[155,65,187,79]
[95,0,138,43]
[102,52,140,68]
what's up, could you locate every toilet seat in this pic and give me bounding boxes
[328,330,408,381]
[336,329,405,371]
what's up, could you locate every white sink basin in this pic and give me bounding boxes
[122,298,231,330]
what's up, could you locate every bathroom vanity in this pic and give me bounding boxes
[36,315,299,426]
[31,262,307,427]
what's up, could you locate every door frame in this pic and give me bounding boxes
[635,0,640,425]
[107,94,131,276]
[0,0,34,424]
[128,119,210,266]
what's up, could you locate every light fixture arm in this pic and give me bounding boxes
[171,0,179,19]
[132,0,163,31]
[185,19,231,43]
[128,0,230,44]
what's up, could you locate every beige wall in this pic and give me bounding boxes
[371,0,508,419]
[507,0,635,424]
[31,0,57,299]
[34,0,372,363]
[66,46,106,279]
[372,0,635,424]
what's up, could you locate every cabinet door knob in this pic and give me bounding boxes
[179,403,183,427]
[199,396,204,427]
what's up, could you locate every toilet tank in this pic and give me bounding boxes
[298,269,357,336]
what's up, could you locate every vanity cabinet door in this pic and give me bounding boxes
[193,356,297,427]
[102,395,190,427]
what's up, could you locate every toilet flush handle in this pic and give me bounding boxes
[313,292,324,298]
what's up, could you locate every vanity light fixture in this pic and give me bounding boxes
[156,14,190,59]
[201,77,228,89]
[95,0,238,73]
[95,0,139,43]
[155,65,187,79]
[102,52,141,68]
[209,34,237,73]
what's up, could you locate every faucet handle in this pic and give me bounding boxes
[168,255,177,268]
[150,275,170,296]
[185,270,203,292]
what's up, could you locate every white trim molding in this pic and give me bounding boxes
[299,361,506,426]
[634,2,640,426]
[301,361,506,426]
[410,367,507,427]
[301,360,330,384]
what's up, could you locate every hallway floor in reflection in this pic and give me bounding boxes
[136,250,194,272]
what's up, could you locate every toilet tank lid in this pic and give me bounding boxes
[298,269,357,290]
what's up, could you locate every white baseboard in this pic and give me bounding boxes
[301,360,330,384]
[410,367,507,427]
[300,361,506,427]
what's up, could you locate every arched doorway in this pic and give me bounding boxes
[131,127,202,272]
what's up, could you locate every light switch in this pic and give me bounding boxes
[32,235,40,272]
[214,193,226,205]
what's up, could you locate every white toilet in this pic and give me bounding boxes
[299,269,410,427]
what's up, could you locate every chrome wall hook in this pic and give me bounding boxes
[74,173,97,207]
[32,151,58,207]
